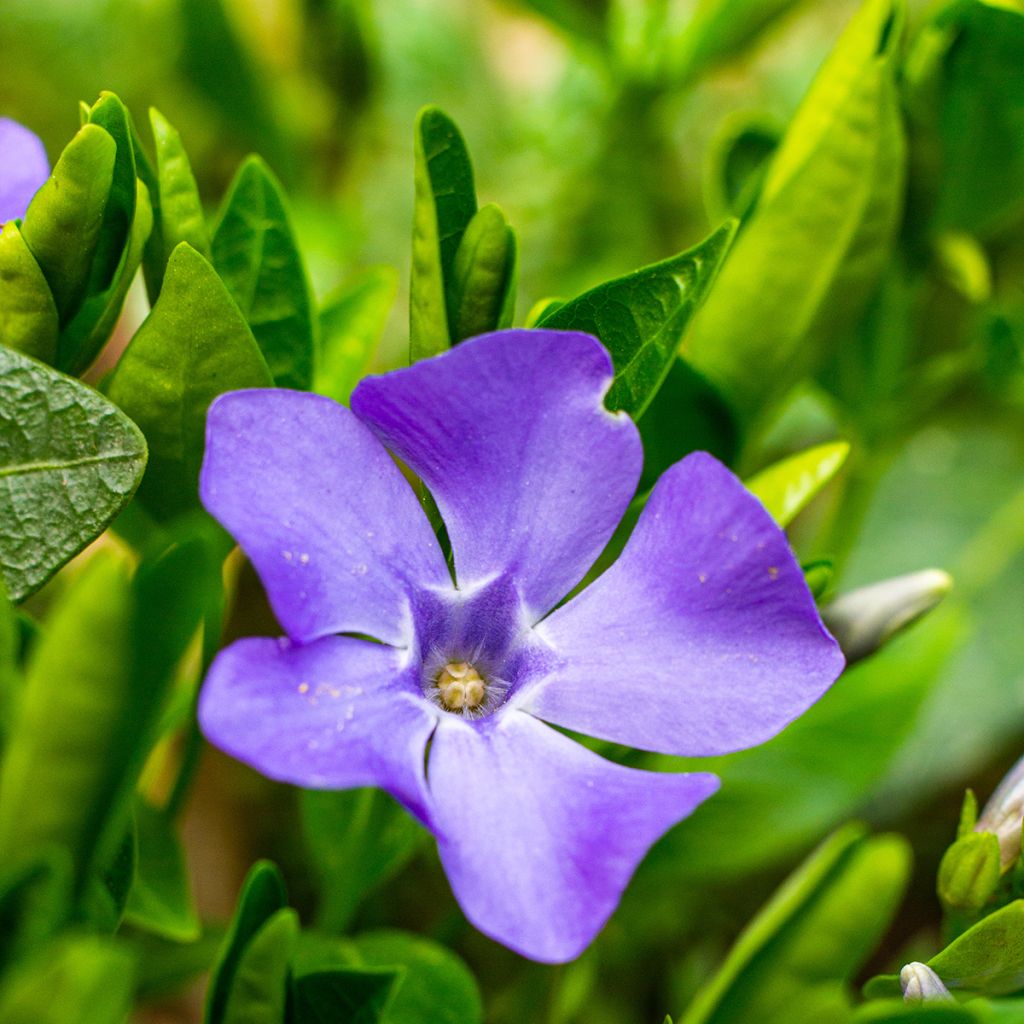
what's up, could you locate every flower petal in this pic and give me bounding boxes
[427,711,718,962]
[0,119,49,224]
[201,390,450,645]
[524,452,844,756]
[350,330,642,620]
[199,635,437,823]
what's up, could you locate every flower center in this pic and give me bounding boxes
[435,661,487,711]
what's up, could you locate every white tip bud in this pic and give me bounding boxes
[976,752,1024,869]
[822,569,953,664]
[900,962,954,1003]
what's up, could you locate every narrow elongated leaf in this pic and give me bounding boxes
[747,442,851,527]
[106,242,272,520]
[212,156,316,390]
[682,825,911,1024]
[20,123,116,323]
[409,106,477,361]
[0,221,59,363]
[206,861,288,1024]
[539,220,736,417]
[302,789,426,933]
[0,346,146,601]
[316,267,398,404]
[449,203,516,342]
[684,0,906,425]
[223,908,297,1024]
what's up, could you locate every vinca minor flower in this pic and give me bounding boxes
[0,118,49,225]
[199,329,843,962]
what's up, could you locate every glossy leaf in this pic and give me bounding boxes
[684,0,906,425]
[747,442,851,528]
[206,861,288,1024]
[539,219,736,417]
[20,123,115,324]
[223,908,298,1024]
[123,798,200,941]
[315,266,398,405]
[449,203,517,342]
[409,106,477,361]
[0,220,59,363]
[0,346,146,601]
[303,788,426,933]
[106,242,273,520]
[212,155,316,390]
[682,825,911,1024]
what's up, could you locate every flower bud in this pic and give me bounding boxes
[976,752,1024,869]
[821,569,952,665]
[937,831,1000,912]
[900,962,954,1002]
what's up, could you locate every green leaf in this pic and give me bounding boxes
[0,221,59,364]
[123,798,200,942]
[315,266,398,405]
[539,220,736,418]
[684,0,906,426]
[747,442,851,528]
[57,178,153,376]
[83,825,136,933]
[409,106,477,361]
[130,927,225,1003]
[302,788,426,933]
[449,203,517,342]
[0,848,73,967]
[292,967,401,1024]
[212,155,316,390]
[346,931,483,1024]
[106,242,273,520]
[682,825,911,1024]
[206,861,288,1024]
[223,908,298,1024]
[704,113,781,221]
[0,935,135,1024]
[150,106,211,273]
[20,123,116,324]
[853,1001,976,1022]
[938,831,1001,914]
[0,346,147,601]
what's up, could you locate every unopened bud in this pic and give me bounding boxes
[976,752,1024,869]
[900,962,954,1002]
[937,831,1000,912]
[821,569,952,664]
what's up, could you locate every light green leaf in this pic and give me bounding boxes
[539,219,736,418]
[123,798,200,942]
[409,106,477,362]
[106,242,273,520]
[20,123,116,323]
[449,203,517,342]
[315,266,398,405]
[682,825,911,1024]
[302,788,426,933]
[223,908,298,1024]
[0,346,146,601]
[684,0,906,426]
[212,155,317,390]
[0,221,59,364]
[747,442,851,527]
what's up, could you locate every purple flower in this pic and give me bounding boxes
[198,329,843,962]
[0,118,49,226]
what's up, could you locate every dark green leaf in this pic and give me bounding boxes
[539,220,736,418]
[82,825,136,933]
[292,967,401,1024]
[123,798,200,941]
[212,155,316,390]
[0,221,59,364]
[223,908,298,1024]
[20,123,115,323]
[302,788,426,933]
[704,114,781,221]
[0,848,73,968]
[449,203,516,342]
[409,106,477,361]
[206,860,288,1024]
[0,346,146,601]
[106,242,273,520]
[316,267,398,405]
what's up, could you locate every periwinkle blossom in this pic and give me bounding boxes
[198,328,843,962]
[0,118,49,226]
